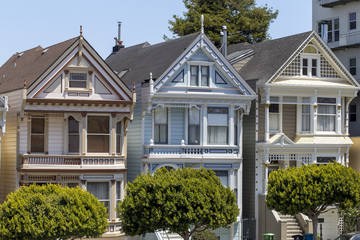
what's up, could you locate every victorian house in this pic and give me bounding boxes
[228,31,360,240]
[0,95,8,166]
[0,30,135,238]
[106,25,257,240]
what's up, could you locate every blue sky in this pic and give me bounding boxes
[0,0,311,66]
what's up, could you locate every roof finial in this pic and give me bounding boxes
[201,15,204,34]
[23,78,27,88]
[80,25,83,36]
[133,82,136,92]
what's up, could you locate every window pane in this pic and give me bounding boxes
[154,124,168,144]
[31,118,44,133]
[269,114,279,131]
[190,66,198,86]
[68,117,79,133]
[154,108,167,124]
[70,73,87,80]
[69,81,87,88]
[214,170,228,187]
[317,116,335,131]
[312,59,318,76]
[350,12,356,30]
[88,116,109,134]
[87,135,109,152]
[302,58,308,75]
[68,135,79,153]
[31,135,44,152]
[269,104,279,113]
[189,108,200,145]
[350,58,357,75]
[201,66,209,86]
[302,105,311,132]
[208,126,228,144]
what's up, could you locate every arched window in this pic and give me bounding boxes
[68,116,79,153]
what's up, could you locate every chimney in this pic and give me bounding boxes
[112,21,125,53]
[221,25,227,57]
[320,20,328,44]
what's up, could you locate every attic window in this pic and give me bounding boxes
[69,73,87,88]
[215,71,227,84]
[303,45,318,54]
[172,70,184,83]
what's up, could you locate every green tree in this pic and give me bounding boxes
[117,167,239,240]
[168,0,278,45]
[0,184,108,240]
[192,228,219,240]
[266,163,360,240]
[340,207,360,233]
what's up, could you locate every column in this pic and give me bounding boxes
[264,148,269,194]
[239,111,243,158]
[336,91,341,134]
[110,180,116,221]
[265,88,270,143]
[229,106,234,145]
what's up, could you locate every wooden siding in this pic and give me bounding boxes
[19,119,27,154]
[170,108,185,145]
[48,117,63,155]
[0,89,23,202]
[242,80,257,219]
[144,111,152,146]
[126,83,143,182]
[258,102,265,142]
[282,104,296,141]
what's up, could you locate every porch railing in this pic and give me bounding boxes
[144,145,240,158]
[21,154,125,168]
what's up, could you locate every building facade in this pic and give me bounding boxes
[106,29,257,240]
[312,0,360,177]
[0,32,135,238]
[228,31,360,240]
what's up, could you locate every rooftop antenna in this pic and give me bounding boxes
[201,15,204,34]
[80,25,83,36]
[117,21,122,45]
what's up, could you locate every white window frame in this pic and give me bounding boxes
[269,104,280,133]
[86,181,111,219]
[86,114,111,154]
[69,72,88,89]
[349,57,357,76]
[207,107,229,145]
[153,107,169,144]
[316,97,337,133]
[187,62,213,87]
[301,54,320,77]
[349,12,357,31]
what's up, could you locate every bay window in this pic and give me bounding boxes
[188,108,200,145]
[68,116,79,153]
[31,118,45,153]
[87,116,110,153]
[207,107,228,145]
[317,98,336,132]
[154,107,168,144]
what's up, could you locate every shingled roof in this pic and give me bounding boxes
[0,37,78,94]
[106,33,200,86]
[227,31,313,87]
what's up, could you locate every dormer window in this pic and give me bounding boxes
[69,73,87,88]
[190,65,209,86]
[301,45,320,77]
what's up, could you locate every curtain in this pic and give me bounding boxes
[189,108,200,144]
[208,126,228,144]
[302,105,311,132]
[317,105,335,131]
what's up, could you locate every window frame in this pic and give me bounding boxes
[116,121,122,155]
[350,57,357,76]
[86,181,110,219]
[301,55,320,77]
[154,107,168,144]
[316,97,337,133]
[30,117,46,153]
[188,107,201,145]
[69,72,88,89]
[68,116,80,154]
[188,62,213,87]
[86,115,111,154]
[269,104,280,133]
[350,104,357,123]
[349,12,357,30]
[207,107,229,145]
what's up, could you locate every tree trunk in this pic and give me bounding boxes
[311,216,318,240]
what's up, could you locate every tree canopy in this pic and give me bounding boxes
[0,184,108,240]
[266,163,360,240]
[117,167,239,240]
[168,0,278,45]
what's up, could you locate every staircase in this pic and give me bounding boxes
[155,230,183,240]
[279,214,303,240]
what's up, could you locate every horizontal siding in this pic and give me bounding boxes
[258,103,265,142]
[1,89,23,202]
[19,120,27,154]
[170,108,184,145]
[282,104,296,141]
[48,117,63,155]
[144,112,152,146]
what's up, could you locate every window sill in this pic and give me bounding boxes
[65,88,93,93]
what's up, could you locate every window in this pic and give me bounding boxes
[328,19,340,42]
[350,12,357,30]
[269,104,279,131]
[302,58,318,77]
[317,156,336,164]
[116,181,121,218]
[350,58,357,76]
[302,105,311,132]
[215,71,226,84]
[116,121,122,154]
[31,118,45,153]
[69,73,87,88]
[190,65,209,86]
[172,70,184,83]
[154,107,168,144]
[234,110,238,145]
[67,183,79,188]
[317,98,336,132]
[350,104,357,122]
[207,107,228,145]
[213,170,228,187]
[87,182,110,218]
[68,116,79,153]
[87,116,110,153]
[188,108,200,145]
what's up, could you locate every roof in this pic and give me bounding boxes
[0,37,78,94]
[105,33,200,86]
[227,31,312,86]
[294,136,353,145]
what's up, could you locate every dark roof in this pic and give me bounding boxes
[0,37,78,94]
[227,31,313,86]
[106,33,200,86]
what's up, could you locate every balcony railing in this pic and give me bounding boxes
[144,145,240,158]
[21,154,125,169]
[319,0,358,8]
[327,31,360,49]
